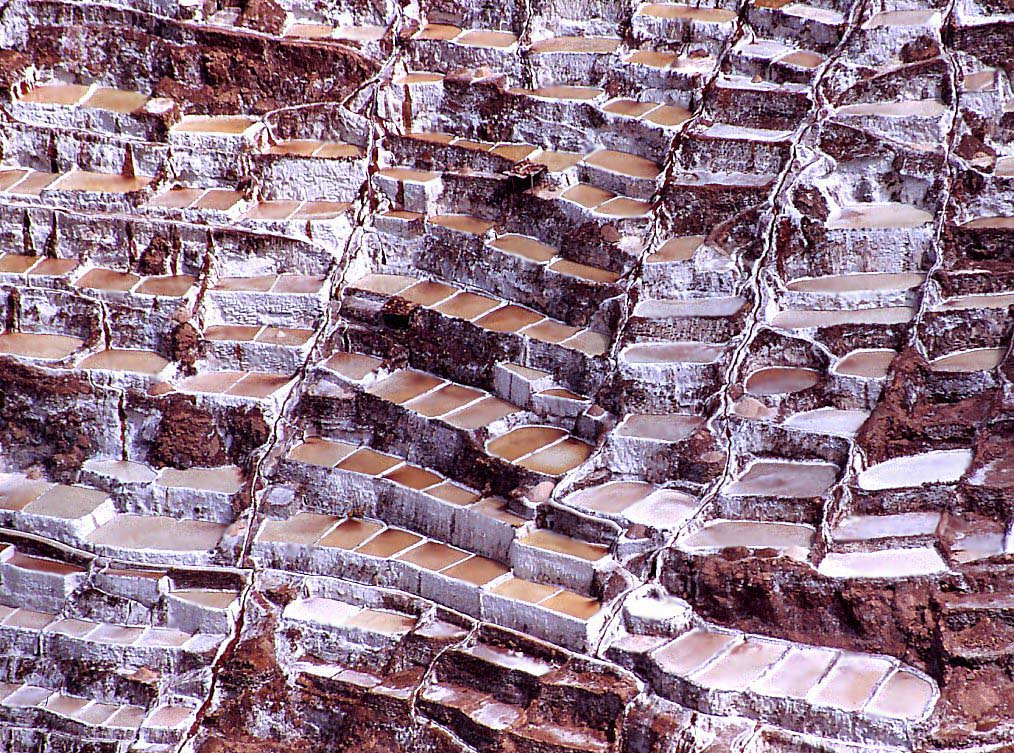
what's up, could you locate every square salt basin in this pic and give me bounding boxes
[8,551,83,576]
[725,461,838,498]
[366,370,444,404]
[137,626,191,648]
[214,275,276,292]
[489,234,557,263]
[81,86,149,113]
[689,638,786,690]
[295,200,351,221]
[403,383,483,417]
[519,529,608,562]
[345,609,416,635]
[86,515,225,551]
[24,483,109,518]
[566,481,655,515]
[350,273,416,296]
[0,477,51,511]
[45,618,98,638]
[135,275,196,297]
[442,556,509,586]
[20,82,91,106]
[866,669,935,719]
[257,512,339,545]
[106,705,147,729]
[523,319,581,344]
[88,623,145,645]
[541,590,601,620]
[29,257,78,276]
[0,170,30,194]
[171,589,239,610]
[156,465,244,494]
[74,702,118,725]
[244,200,300,221]
[319,519,384,550]
[516,437,593,475]
[396,541,470,571]
[148,186,206,209]
[195,189,244,211]
[355,528,422,557]
[399,280,458,307]
[433,395,512,430]
[490,576,561,604]
[3,685,53,708]
[284,597,360,630]
[432,291,501,321]
[324,350,383,379]
[273,274,325,294]
[178,371,245,394]
[75,268,140,292]
[287,437,358,467]
[0,252,37,272]
[0,332,82,360]
[45,694,90,717]
[9,171,58,196]
[225,373,294,399]
[652,628,737,677]
[79,349,169,375]
[51,171,151,194]
[474,305,544,334]
[487,426,566,462]
[173,115,258,135]
[680,520,814,552]
[427,481,481,506]
[5,608,57,630]
[336,447,402,476]
[807,654,893,711]
[383,464,443,490]
[256,327,313,347]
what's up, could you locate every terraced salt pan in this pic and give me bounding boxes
[866,669,937,718]
[647,235,705,263]
[652,628,737,676]
[752,646,836,699]
[634,296,746,319]
[832,512,941,542]
[929,348,1006,373]
[771,307,915,329]
[818,548,947,578]
[808,654,893,711]
[826,203,932,229]
[783,408,870,436]
[833,349,897,379]
[857,449,973,490]
[837,100,947,118]
[567,481,654,514]
[0,332,83,360]
[83,458,157,484]
[745,366,820,395]
[680,520,815,551]
[726,460,838,498]
[616,413,704,441]
[86,515,226,551]
[690,638,787,691]
[622,342,724,364]
[785,272,924,293]
[864,9,939,28]
[636,3,737,22]
[934,292,1014,311]
[624,489,698,528]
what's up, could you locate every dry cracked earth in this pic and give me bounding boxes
[0,0,1011,751]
